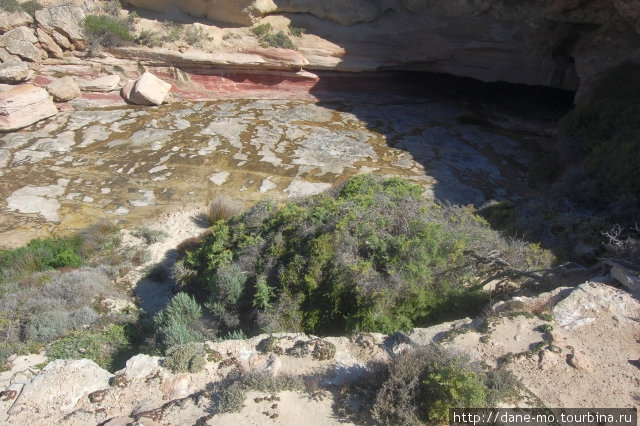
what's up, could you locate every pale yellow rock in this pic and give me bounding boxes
[0,84,57,131]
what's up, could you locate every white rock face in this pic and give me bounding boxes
[124,72,172,106]
[9,359,112,416]
[0,84,57,131]
[47,76,81,102]
[284,179,331,198]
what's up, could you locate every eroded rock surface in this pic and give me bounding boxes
[0,84,57,132]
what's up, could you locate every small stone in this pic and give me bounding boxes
[567,352,592,371]
[47,76,81,102]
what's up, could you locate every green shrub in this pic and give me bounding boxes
[163,342,206,373]
[211,371,304,414]
[251,23,272,37]
[260,31,294,49]
[180,175,550,337]
[25,310,72,343]
[289,25,305,37]
[83,14,134,48]
[371,346,516,424]
[0,236,84,284]
[136,30,162,48]
[155,292,204,349]
[47,324,131,372]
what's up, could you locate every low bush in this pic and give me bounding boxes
[184,25,212,47]
[289,25,305,37]
[163,342,206,373]
[371,346,518,424]
[83,14,134,49]
[251,23,272,37]
[210,371,304,414]
[179,175,552,337]
[20,0,42,18]
[0,0,21,13]
[136,30,162,48]
[47,324,132,372]
[260,31,294,49]
[154,292,205,350]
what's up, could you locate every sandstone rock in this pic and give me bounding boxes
[609,261,640,294]
[567,352,593,371]
[0,58,31,83]
[0,11,33,32]
[121,79,135,100]
[538,350,561,371]
[121,354,162,380]
[50,30,73,50]
[0,46,18,62]
[36,28,64,59]
[0,27,47,62]
[0,84,57,131]
[35,5,86,49]
[126,72,172,106]
[9,359,112,415]
[552,279,635,330]
[80,75,121,92]
[47,76,81,102]
[160,374,190,400]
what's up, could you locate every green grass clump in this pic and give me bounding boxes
[178,175,552,337]
[251,23,272,37]
[134,226,168,245]
[20,0,42,18]
[47,324,132,372]
[289,25,305,37]
[83,14,134,48]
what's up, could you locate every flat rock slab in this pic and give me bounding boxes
[0,84,57,131]
[80,75,121,92]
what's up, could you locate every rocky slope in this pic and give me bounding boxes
[0,276,638,425]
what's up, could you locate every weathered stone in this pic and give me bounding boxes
[50,30,73,50]
[553,279,635,330]
[80,75,121,92]
[0,11,33,32]
[120,354,162,380]
[609,262,640,293]
[0,84,57,131]
[0,58,31,83]
[35,5,86,49]
[0,46,18,62]
[126,72,172,106]
[9,359,113,415]
[567,352,593,371]
[36,28,64,59]
[160,374,190,400]
[0,27,47,62]
[120,79,135,101]
[103,417,135,426]
[47,76,81,102]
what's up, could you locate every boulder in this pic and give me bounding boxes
[0,27,47,62]
[80,75,121,92]
[124,72,172,106]
[47,76,81,102]
[0,11,33,32]
[0,58,31,83]
[35,5,86,49]
[120,354,162,380]
[567,352,593,371]
[8,359,112,416]
[36,28,64,59]
[0,84,58,131]
[160,374,190,400]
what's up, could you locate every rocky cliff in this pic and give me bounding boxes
[123,0,640,104]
